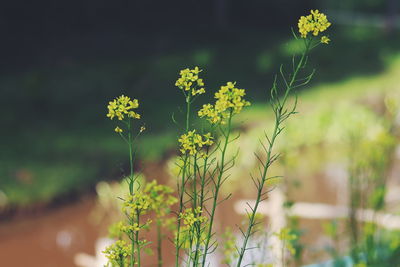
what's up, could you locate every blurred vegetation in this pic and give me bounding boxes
[2,3,400,210]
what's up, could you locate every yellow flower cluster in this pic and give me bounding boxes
[109,221,142,237]
[103,239,131,264]
[144,180,178,217]
[123,219,152,234]
[298,10,331,40]
[120,221,140,233]
[175,67,205,96]
[198,82,250,124]
[122,191,151,216]
[178,130,214,156]
[107,95,140,121]
[179,207,207,227]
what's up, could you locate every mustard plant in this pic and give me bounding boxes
[173,67,250,267]
[102,9,332,267]
[173,67,213,266]
[198,81,250,267]
[235,10,331,267]
[104,96,179,267]
[104,95,146,267]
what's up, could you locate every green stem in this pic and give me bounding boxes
[136,211,141,267]
[192,224,201,267]
[127,119,135,267]
[186,96,191,131]
[157,219,163,267]
[192,150,209,266]
[128,120,134,195]
[236,113,281,267]
[199,148,209,211]
[193,155,198,209]
[201,111,233,267]
[175,95,192,267]
[235,38,312,267]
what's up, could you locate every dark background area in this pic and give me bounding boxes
[1,0,399,207]
[1,0,397,129]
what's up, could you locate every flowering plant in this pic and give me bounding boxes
[102,9,331,267]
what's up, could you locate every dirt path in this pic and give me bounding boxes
[0,197,100,267]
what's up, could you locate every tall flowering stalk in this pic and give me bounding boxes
[235,10,331,267]
[174,67,212,266]
[104,96,178,267]
[106,95,142,196]
[198,82,250,267]
[174,68,250,267]
[105,95,144,267]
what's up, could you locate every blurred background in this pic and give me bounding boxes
[1,0,400,266]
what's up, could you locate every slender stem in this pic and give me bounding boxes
[175,153,189,266]
[128,120,134,195]
[235,38,312,267]
[186,96,191,131]
[193,151,210,266]
[199,148,209,211]
[187,227,194,267]
[175,94,192,267]
[187,156,200,267]
[201,111,233,267]
[236,112,280,267]
[157,219,163,267]
[189,155,200,266]
[127,119,135,267]
[192,223,202,267]
[193,155,198,209]
[136,211,141,267]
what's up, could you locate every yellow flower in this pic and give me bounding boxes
[198,82,250,124]
[175,67,206,96]
[102,240,131,264]
[144,180,177,217]
[298,10,331,38]
[107,95,140,121]
[122,191,152,216]
[178,130,214,155]
[115,126,123,133]
[115,221,141,234]
[321,35,330,44]
[140,126,146,133]
[179,207,207,227]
